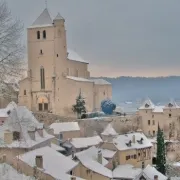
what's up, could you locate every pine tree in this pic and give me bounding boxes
[72,90,86,119]
[156,123,166,175]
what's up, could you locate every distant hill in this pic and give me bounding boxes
[92,76,180,104]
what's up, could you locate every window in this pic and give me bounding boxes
[153,130,155,136]
[40,49,43,55]
[13,131,20,140]
[44,103,48,111]
[169,114,172,118]
[24,90,26,95]
[142,162,145,169]
[103,91,106,96]
[43,30,46,39]
[148,120,150,125]
[134,154,137,159]
[40,67,45,89]
[37,31,40,39]
[152,114,154,118]
[57,54,58,57]
[126,155,130,160]
[131,155,134,159]
[39,103,43,111]
[153,120,155,125]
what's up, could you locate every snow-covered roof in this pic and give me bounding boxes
[67,50,88,63]
[71,136,103,149]
[152,106,164,113]
[113,132,152,151]
[50,122,80,134]
[0,109,8,118]
[113,164,141,179]
[0,106,54,148]
[54,13,64,20]
[139,98,155,110]
[66,76,92,83]
[91,79,111,85]
[75,146,112,178]
[30,8,53,28]
[18,146,79,179]
[100,149,116,159]
[164,99,180,109]
[51,143,65,151]
[6,101,17,112]
[0,163,36,180]
[101,123,118,136]
[135,164,167,180]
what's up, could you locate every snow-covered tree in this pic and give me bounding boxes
[72,91,86,119]
[156,124,166,175]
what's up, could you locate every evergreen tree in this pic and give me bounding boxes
[156,123,166,175]
[72,90,86,119]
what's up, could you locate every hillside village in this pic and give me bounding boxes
[0,5,180,180]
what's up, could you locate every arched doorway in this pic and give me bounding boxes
[37,96,49,112]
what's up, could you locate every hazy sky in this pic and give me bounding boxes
[6,0,180,77]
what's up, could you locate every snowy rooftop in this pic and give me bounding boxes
[113,132,152,151]
[100,149,117,159]
[51,143,65,151]
[30,8,53,28]
[164,99,180,109]
[71,136,103,149]
[0,109,8,118]
[91,79,111,85]
[0,106,54,148]
[75,146,112,178]
[66,76,92,83]
[67,50,88,64]
[135,164,167,180]
[0,163,36,180]
[18,146,79,179]
[101,123,118,136]
[113,164,141,179]
[152,106,164,113]
[139,98,155,110]
[50,122,80,134]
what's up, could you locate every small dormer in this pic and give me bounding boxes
[168,103,173,108]
[137,137,144,144]
[145,103,150,108]
[126,140,132,147]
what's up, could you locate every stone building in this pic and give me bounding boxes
[18,8,112,117]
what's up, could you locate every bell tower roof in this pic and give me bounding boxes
[30,8,53,28]
[54,13,64,21]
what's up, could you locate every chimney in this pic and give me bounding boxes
[154,175,158,180]
[97,150,102,164]
[37,129,43,137]
[4,131,13,144]
[35,155,43,169]
[2,154,6,163]
[71,177,76,180]
[132,135,135,143]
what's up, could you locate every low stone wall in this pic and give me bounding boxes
[33,112,75,126]
[76,115,138,137]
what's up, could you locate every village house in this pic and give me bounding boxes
[101,132,153,168]
[0,105,54,164]
[112,164,167,180]
[73,146,113,180]
[137,98,180,140]
[49,122,81,142]
[14,146,84,180]
[18,8,112,116]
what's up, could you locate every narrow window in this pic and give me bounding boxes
[153,120,155,125]
[148,120,150,125]
[39,103,43,111]
[57,54,58,57]
[44,103,48,111]
[169,114,172,118]
[142,162,145,169]
[40,49,43,55]
[24,90,26,95]
[40,67,45,89]
[43,30,46,39]
[152,114,154,118]
[37,31,40,39]
[153,130,155,136]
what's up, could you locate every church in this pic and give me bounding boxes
[18,8,112,116]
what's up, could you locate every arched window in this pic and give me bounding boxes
[40,67,45,89]
[43,30,46,39]
[37,31,40,39]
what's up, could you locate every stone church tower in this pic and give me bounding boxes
[18,8,112,116]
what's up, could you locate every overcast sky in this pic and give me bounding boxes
[6,0,180,77]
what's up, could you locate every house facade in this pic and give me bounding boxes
[18,8,112,117]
